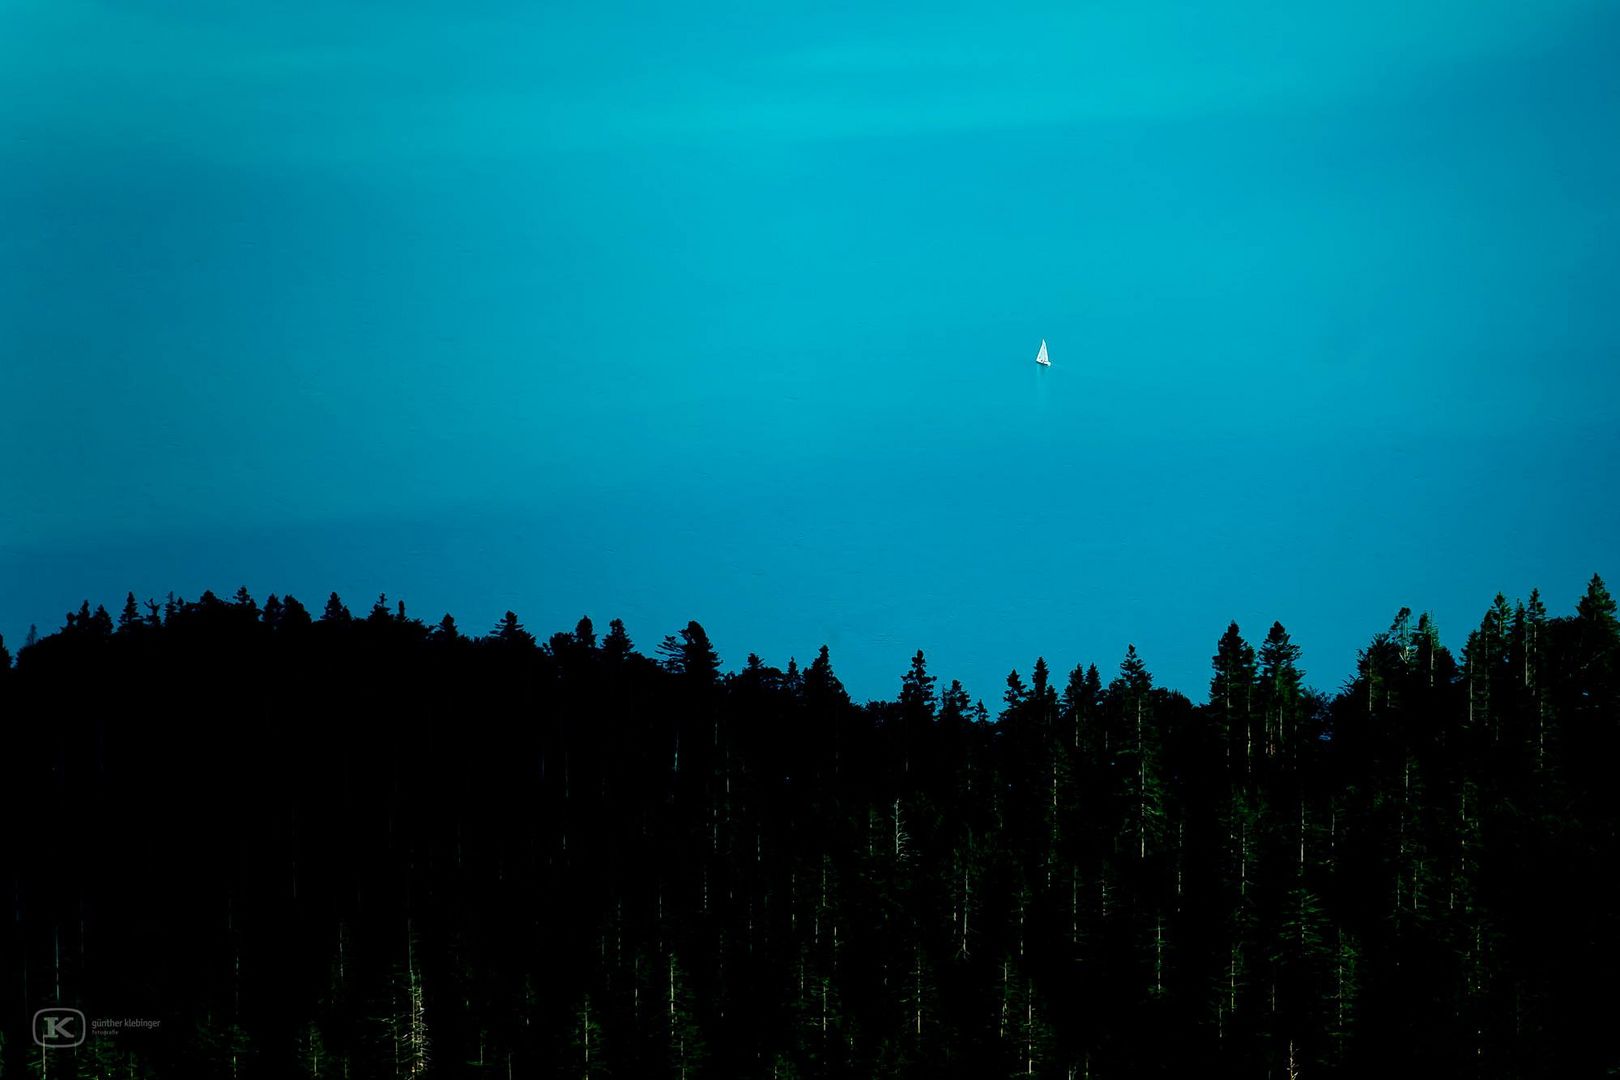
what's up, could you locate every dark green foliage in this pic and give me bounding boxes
[1,581,1617,1077]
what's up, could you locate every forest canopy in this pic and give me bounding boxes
[2,576,1616,1077]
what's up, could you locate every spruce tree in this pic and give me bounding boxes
[492,611,535,647]
[603,618,634,662]
[118,590,142,631]
[1210,622,1257,774]
[321,592,351,623]
[1257,622,1303,765]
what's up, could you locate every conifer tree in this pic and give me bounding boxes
[1111,644,1163,860]
[1257,622,1303,765]
[1575,573,1618,676]
[1523,588,1550,770]
[940,678,971,725]
[118,590,142,631]
[804,646,848,710]
[575,615,597,650]
[898,650,937,718]
[1061,661,1102,752]
[492,610,535,647]
[1002,669,1029,716]
[659,621,719,682]
[600,617,633,663]
[280,594,313,628]
[262,593,285,630]
[1211,622,1257,774]
[321,592,351,623]
[896,650,938,778]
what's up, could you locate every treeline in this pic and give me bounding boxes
[1,578,1617,1078]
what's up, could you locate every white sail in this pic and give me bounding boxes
[1035,339,1050,366]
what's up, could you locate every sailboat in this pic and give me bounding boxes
[1034,339,1050,366]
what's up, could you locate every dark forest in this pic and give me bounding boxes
[2,576,1617,1078]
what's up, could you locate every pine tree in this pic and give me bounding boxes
[571,993,604,1079]
[1032,657,1055,715]
[665,953,707,1080]
[897,650,938,777]
[280,594,313,628]
[1257,623,1304,765]
[1575,573,1618,677]
[1523,588,1550,771]
[1112,645,1162,860]
[118,591,142,632]
[1211,622,1257,774]
[262,593,285,631]
[659,621,719,682]
[492,611,535,647]
[396,923,430,1079]
[1002,669,1030,716]
[1062,661,1102,752]
[898,650,937,718]
[940,678,971,725]
[1462,597,1512,743]
[292,1017,329,1078]
[321,592,351,623]
[1414,612,1442,689]
[602,618,633,663]
[804,646,848,710]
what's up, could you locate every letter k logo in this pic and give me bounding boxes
[33,1008,86,1048]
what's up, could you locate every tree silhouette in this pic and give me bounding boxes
[491,610,535,647]
[321,592,351,623]
[0,577,1615,1077]
[118,591,142,631]
[659,620,720,682]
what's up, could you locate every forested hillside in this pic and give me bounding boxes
[2,577,1616,1078]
